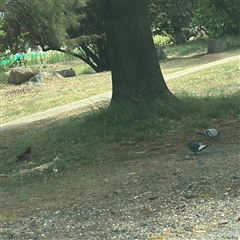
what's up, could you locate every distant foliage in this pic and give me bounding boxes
[191,0,240,38]
[225,35,240,49]
[149,0,198,44]
[153,33,172,46]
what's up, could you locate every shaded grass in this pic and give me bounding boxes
[164,39,208,57]
[1,90,239,174]
[0,92,239,220]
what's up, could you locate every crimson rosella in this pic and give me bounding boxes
[187,142,208,154]
[16,147,31,162]
[197,129,221,138]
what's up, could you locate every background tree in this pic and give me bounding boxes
[102,0,172,103]
[0,0,109,72]
[67,0,110,71]
[148,0,198,44]
[192,0,240,38]
[210,0,240,32]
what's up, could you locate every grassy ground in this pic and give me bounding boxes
[0,49,239,222]
[0,48,239,124]
[1,53,240,220]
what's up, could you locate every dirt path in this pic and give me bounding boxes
[1,55,239,132]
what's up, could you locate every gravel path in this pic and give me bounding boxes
[1,195,239,239]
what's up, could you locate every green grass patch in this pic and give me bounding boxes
[164,39,208,57]
[44,51,77,64]
[153,33,172,46]
[167,60,240,97]
[74,63,95,75]
[25,51,78,66]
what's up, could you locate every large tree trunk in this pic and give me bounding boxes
[102,0,172,103]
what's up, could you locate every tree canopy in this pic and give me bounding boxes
[0,0,239,73]
[192,0,240,38]
[149,0,198,44]
[0,0,109,72]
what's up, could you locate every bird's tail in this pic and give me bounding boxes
[7,159,17,164]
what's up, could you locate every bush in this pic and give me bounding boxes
[153,33,172,46]
[225,34,240,49]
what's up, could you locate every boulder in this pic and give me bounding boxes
[27,71,47,86]
[28,71,43,83]
[8,68,35,85]
[55,68,76,78]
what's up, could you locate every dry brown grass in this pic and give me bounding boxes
[0,69,111,124]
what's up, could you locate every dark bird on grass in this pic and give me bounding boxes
[16,147,31,162]
[197,129,220,138]
[187,142,208,154]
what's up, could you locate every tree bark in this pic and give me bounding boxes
[207,38,226,53]
[156,46,168,60]
[102,0,172,103]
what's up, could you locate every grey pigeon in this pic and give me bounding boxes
[197,129,220,138]
[187,142,208,154]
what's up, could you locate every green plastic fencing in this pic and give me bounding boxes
[1,52,47,66]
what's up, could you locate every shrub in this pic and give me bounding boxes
[153,33,172,46]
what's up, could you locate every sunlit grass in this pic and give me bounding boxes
[167,60,240,96]
[0,71,112,123]
[1,49,239,124]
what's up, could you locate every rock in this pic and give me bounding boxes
[54,68,76,78]
[8,68,35,85]
[149,196,158,200]
[218,220,229,225]
[28,71,43,83]
[183,226,193,232]
[27,71,47,86]
[149,171,160,178]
